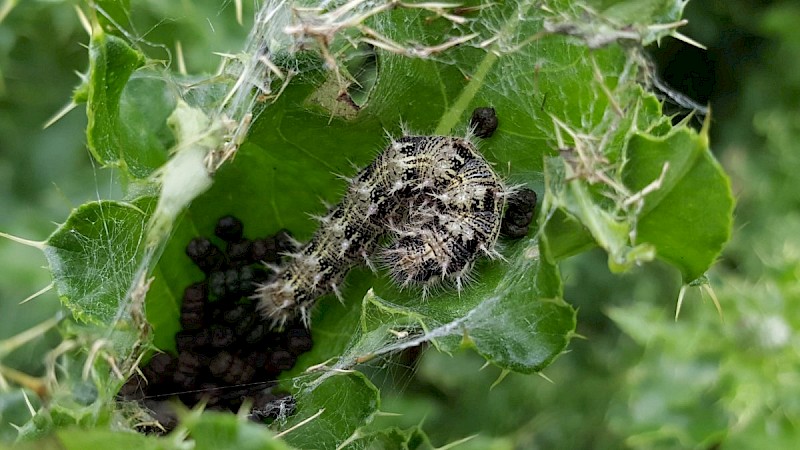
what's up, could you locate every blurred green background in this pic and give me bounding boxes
[1,0,798,448]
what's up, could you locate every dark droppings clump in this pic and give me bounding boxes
[119,216,312,433]
[214,215,245,242]
[500,188,538,239]
[469,107,499,138]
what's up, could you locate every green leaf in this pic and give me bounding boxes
[151,0,660,375]
[44,197,155,325]
[278,372,379,450]
[622,126,734,282]
[543,155,657,274]
[92,1,132,28]
[12,321,148,442]
[155,136,575,374]
[180,409,292,450]
[84,29,173,178]
[540,208,595,261]
[54,428,165,450]
[461,256,576,373]
[0,390,41,443]
[21,0,736,446]
[600,0,686,32]
[348,426,434,449]
[330,243,575,374]
[137,1,705,439]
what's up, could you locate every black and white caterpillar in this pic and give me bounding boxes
[256,135,509,327]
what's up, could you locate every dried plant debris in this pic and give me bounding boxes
[119,215,311,432]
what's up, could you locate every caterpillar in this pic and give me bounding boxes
[256,135,509,327]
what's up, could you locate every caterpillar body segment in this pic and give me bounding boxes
[257,135,508,327]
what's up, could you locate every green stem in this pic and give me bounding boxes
[434,1,536,135]
[435,50,498,135]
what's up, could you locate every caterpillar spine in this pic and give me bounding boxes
[256,135,508,328]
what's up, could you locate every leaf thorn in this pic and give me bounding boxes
[19,283,53,305]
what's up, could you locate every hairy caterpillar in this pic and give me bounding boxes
[256,135,508,327]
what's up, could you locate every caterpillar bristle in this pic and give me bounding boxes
[333,172,354,184]
[331,282,344,303]
[307,212,330,224]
